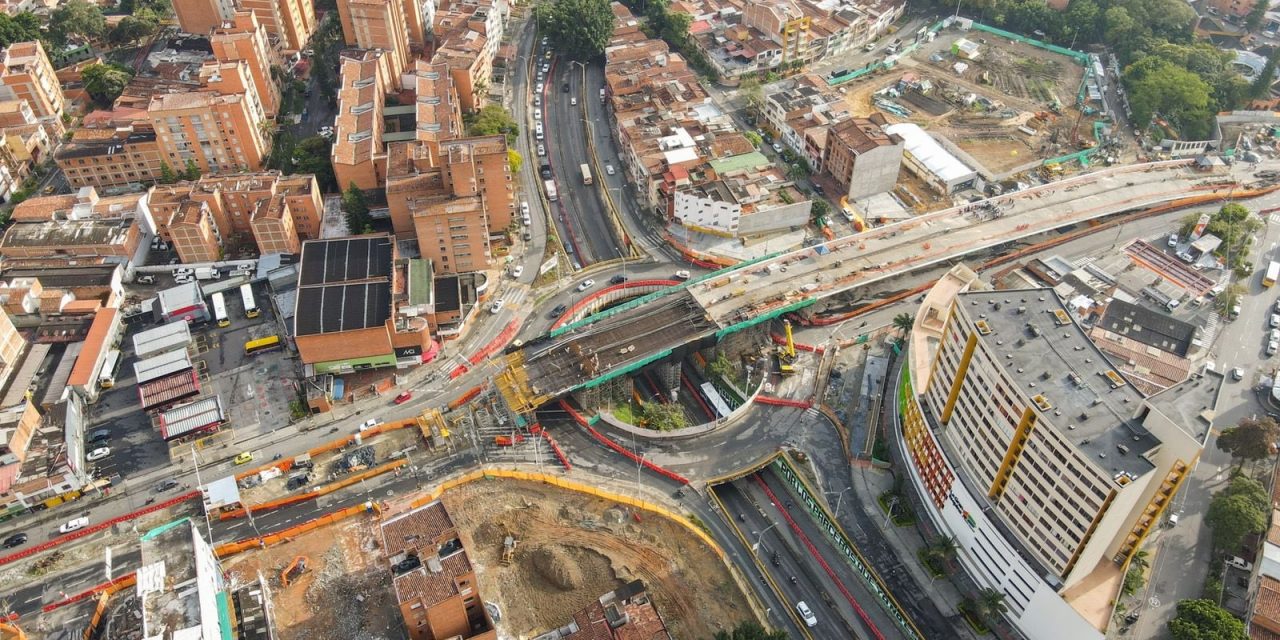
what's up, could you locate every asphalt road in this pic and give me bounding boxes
[717,480,861,638]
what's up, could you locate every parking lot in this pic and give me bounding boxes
[88,277,300,480]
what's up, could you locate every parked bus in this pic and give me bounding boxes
[97,349,122,389]
[211,292,230,328]
[580,163,592,185]
[1266,261,1280,288]
[244,335,282,356]
[545,179,558,201]
[240,283,259,319]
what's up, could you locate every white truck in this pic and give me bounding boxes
[194,267,222,281]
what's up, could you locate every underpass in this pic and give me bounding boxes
[497,159,1277,407]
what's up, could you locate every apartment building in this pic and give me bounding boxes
[761,74,852,172]
[744,2,810,65]
[167,200,223,263]
[411,59,464,156]
[149,172,320,260]
[250,194,301,254]
[380,500,497,640]
[148,75,270,175]
[56,126,164,189]
[337,0,411,78]
[135,518,236,639]
[823,113,903,201]
[669,152,809,237]
[0,310,25,405]
[173,0,235,36]
[210,12,280,116]
[333,49,388,191]
[433,0,507,112]
[238,0,316,52]
[897,265,1213,639]
[385,134,513,273]
[0,42,64,122]
[0,395,88,515]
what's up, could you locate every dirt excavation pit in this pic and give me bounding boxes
[443,478,754,639]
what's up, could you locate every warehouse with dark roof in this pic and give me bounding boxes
[292,235,434,374]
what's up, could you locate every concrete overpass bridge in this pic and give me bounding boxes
[496,159,1276,413]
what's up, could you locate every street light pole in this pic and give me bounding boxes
[883,495,899,527]
[826,488,852,518]
[753,522,779,552]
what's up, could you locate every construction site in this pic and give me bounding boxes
[841,27,1115,202]
[216,476,753,640]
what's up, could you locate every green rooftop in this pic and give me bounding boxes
[408,259,433,306]
[709,151,770,175]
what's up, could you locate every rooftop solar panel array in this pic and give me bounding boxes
[294,237,395,337]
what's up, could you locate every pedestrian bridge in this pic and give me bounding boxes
[496,159,1273,412]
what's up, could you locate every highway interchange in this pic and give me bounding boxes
[5,13,1280,640]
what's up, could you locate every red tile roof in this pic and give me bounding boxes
[67,308,116,388]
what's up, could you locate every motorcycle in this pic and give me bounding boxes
[789,576,798,585]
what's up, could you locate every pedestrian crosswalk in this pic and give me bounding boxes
[1202,311,1221,345]
[1268,212,1280,225]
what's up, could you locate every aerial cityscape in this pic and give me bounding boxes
[0,0,1271,637]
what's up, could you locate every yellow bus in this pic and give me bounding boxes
[244,335,282,356]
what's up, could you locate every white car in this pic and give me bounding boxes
[1232,367,1245,381]
[1271,314,1280,329]
[522,214,532,226]
[537,143,546,156]
[1269,340,1278,356]
[577,279,595,291]
[1168,233,1179,247]
[521,201,530,216]
[490,298,505,314]
[605,164,615,175]
[571,97,578,106]
[536,82,543,93]
[772,142,784,153]
[358,418,382,432]
[673,270,691,280]
[541,63,550,73]
[174,275,194,284]
[795,601,817,627]
[509,265,524,279]
[58,517,89,534]
[86,447,110,461]
[534,108,542,120]
[174,267,195,276]
[534,95,541,107]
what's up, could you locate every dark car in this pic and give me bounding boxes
[89,429,111,444]
[155,479,179,493]
[2,533,27,548]
[609,274,628,285]
[539,165,552,180]
[562,83,570,92]
[286,474,310,490]
[549,303,568,319]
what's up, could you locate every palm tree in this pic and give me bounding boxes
[893,312,914,336]
[929,534,958,564]
[1129,549,1150,572]
[973,588,1008,626]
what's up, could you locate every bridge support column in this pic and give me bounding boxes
[660,361,681,403]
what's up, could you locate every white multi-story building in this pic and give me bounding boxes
[896,265,1215,639]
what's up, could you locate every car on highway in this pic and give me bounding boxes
[610,274,627,284]
[359,418,382,432]
[522,214,531,226]
[864,42,876,51]
[174,267,195,276]
[521,201,530,216]
[537,143,546,156]
[540,165,552,179]
[541,63,549,73]
[59,517,89,534]
[510,265,524,279]
[393,391,413,405]
[534,95,540,107]
[86,447,110,462]
[175,274,194,284]
[577,279,595,291]
[234,452,253,465]
[490,298,505,314]
[535,82,543,93]
[1233,367,1245,381]
[605,164,615,175]
[795,601,817,627]
[570,97,577,106]
[549,303,567,319]
[562,83,570,92]
[155,479,179,492]
[534,108,542,120]
[673,270,691,280]
[1,533,26,548]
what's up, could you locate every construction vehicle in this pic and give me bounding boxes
[501,535,518,566]
[494,434,526,446]
[281,555,309,587]
[778,320,798,375]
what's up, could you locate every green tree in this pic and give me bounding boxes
[706,351,734,381]
[182,159,201,181]
[342,183,372,234]
[48,0,106,45]
[507,149,523,174]
[535,0,615,61]
[925,534,958,568]
[158,161,178,184]
[1216,417,1279,466]
[711,621,788,640]
[1124,57,1214,139]
[1252,51,1279,99]
[291,135,336,191]
[0,13,44,50]
[810,198,830,222]
[638,400,687,431]
[893,312,913,336]
[738,76,765,123]
[969,588,1007,626]
[744,131,762,148]
[465,104,518,144]
[1167,599,1247,640]
[1247,0,1270,32]
[107,14,157,46]
[81,63,134,107]
[1206,475,1269,552]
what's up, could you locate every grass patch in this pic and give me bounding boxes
[612,402,637,424]
[917,548,947,578]
[958,603,991,635]
[878,491,916,526]
[686,513,711,535]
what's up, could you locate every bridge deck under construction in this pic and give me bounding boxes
[520,290,715,396]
